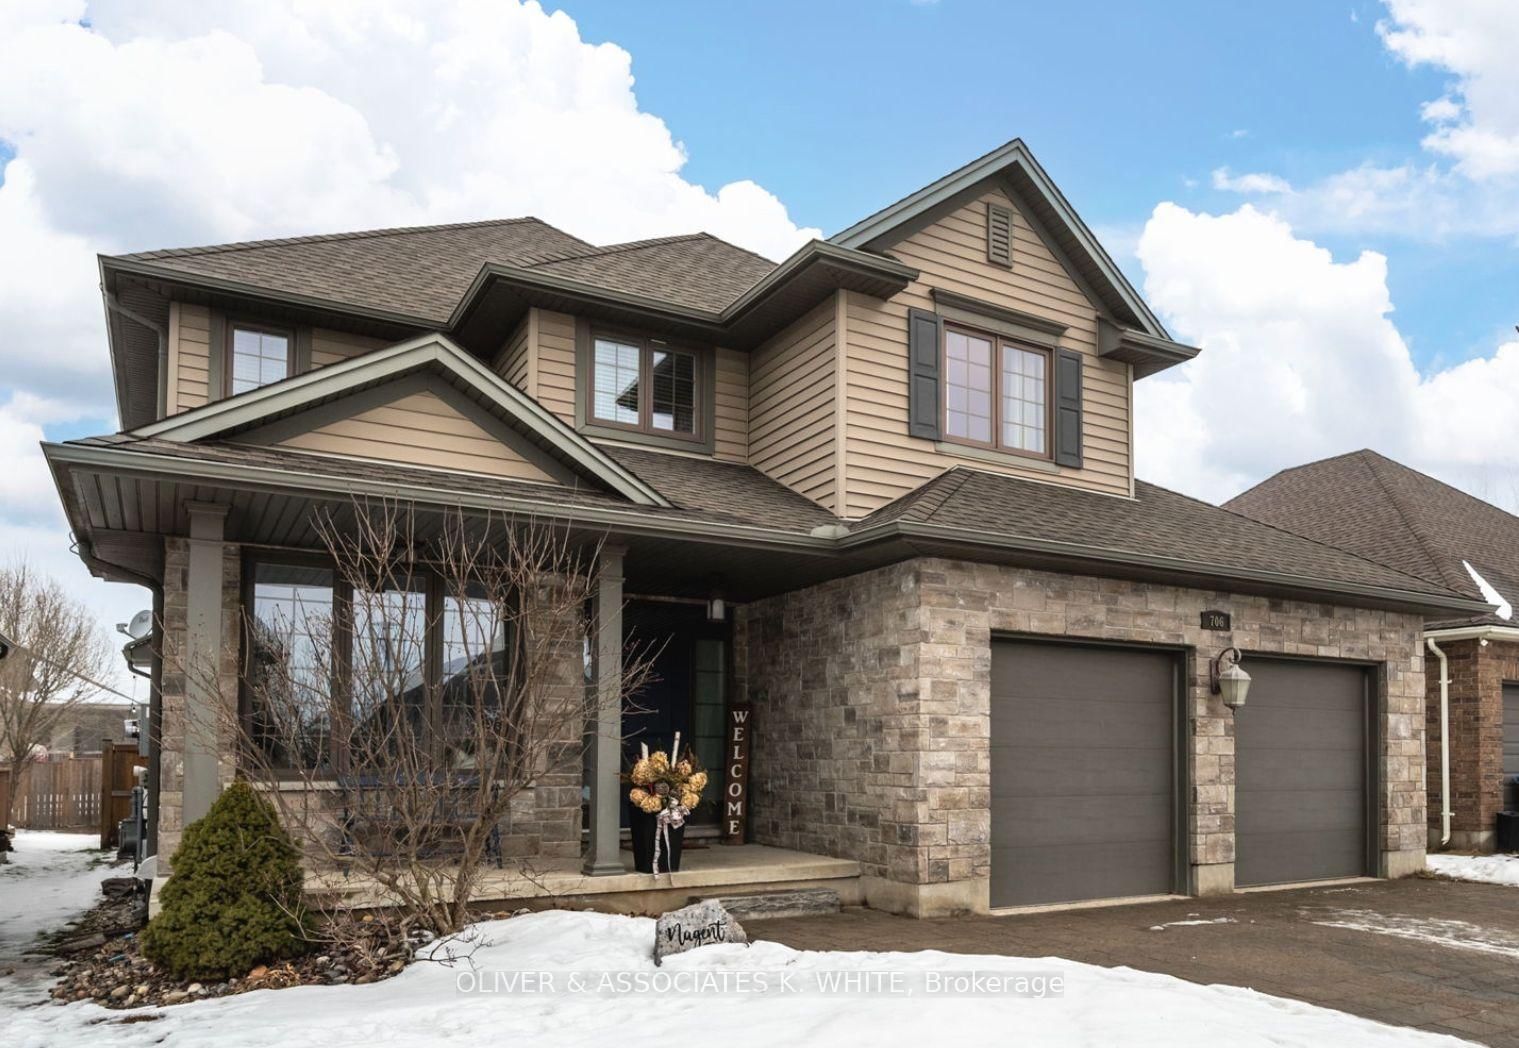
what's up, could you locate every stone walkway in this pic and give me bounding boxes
[752,878,1519,1046]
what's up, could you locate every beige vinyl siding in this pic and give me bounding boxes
[535,309,578,423]
[274,390,557,482]
[494,314,532,391]
[167,302,213,414]
[748,298,837,511]
[713,346,749,463]
[842,186,1131,517]
[310,327,386,368]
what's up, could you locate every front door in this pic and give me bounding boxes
[621,601,727,826]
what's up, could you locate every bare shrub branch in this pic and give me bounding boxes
[182,500,651,938]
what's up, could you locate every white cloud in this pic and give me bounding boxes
[1379,0,1519,180]
[1211,167,1293,195]
[1134,202,1519,507]
[0,0,821,665]
[1233,1,1519,240]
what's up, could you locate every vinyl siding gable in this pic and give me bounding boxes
[841,185,1132,517]
[270,387,560,483]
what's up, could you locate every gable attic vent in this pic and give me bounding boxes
[986,203,1013,268]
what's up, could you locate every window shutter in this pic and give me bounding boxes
[986,203,1013,268]
[1053,348,1084,468]
[907,307,943,440]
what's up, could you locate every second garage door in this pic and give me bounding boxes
[1235,658,1370,887]
[990,640,1179,908]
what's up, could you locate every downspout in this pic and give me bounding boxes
[1426,636,1452,848]
[105,290,169,419]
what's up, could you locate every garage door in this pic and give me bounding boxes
[990,640,1178,908]
[1235,659,1369,887]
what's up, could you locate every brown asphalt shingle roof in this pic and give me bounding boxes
[524,234,775,314]
[63,439,1472,607]
[67,434,832,535]
[863,466,1468,598]
[1226,450,1519,626]
[115,219,780,322]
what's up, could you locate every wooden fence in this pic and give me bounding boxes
[99,741,143,849]
[1,755,103,831]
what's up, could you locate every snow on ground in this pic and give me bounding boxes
[1310,907,1519,961]
[0,832,108,961]
[2,910,1471,1048]
[1427,853,1519,887]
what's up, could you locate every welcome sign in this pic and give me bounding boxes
[723,703,753,844]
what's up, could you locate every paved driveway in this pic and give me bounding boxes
[752,878,1519,1046]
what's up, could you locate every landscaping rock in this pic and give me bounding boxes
[653,900,748,966]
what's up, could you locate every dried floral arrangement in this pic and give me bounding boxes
[626,733,708,873]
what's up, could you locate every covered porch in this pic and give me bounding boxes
[45,426,889,897]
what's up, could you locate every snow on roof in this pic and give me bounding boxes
[1462,560,1513,620]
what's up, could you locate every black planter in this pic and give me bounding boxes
[629,806,685,873]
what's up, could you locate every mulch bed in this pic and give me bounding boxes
[43,884,528,1010]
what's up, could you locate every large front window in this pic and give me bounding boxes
[591,335,698,438]
[245,559,518,772]
[942,324,1050,458]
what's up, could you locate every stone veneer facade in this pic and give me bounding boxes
[156,536,241,862]
[738,557,1427,916]
[153,539,584,869]
[1425,636,1519,852]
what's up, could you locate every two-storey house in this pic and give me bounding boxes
[46,141,1487,915]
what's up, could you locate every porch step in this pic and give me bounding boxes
[708,888,841,921]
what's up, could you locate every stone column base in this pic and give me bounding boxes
[861,876,988,917]
[1382,848,1426,879]
[1192,862,1234,896]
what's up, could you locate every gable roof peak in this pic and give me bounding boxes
[828,137,1171,342]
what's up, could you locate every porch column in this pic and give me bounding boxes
[584,544,627,875]
[182,502,229,826]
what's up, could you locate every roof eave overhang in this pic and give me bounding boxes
[47,440,1485,617]
[42,441,829,555]
[1423,624,1519,642]
[100,256,441,331]
[1097,320,1200,379]
[839,519,1491,617]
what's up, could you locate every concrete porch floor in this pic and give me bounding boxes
[305,843,863,916]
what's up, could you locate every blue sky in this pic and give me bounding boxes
[565,0,1509,370]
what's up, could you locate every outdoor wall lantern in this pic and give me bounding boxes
[1210,646,1251,710]
[706,595,727,623]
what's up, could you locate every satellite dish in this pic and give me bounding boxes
[126,610,153,640]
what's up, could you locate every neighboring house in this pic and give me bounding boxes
[44,140,1485,915]
[46,702,134,756]
[1228,449,1519,853]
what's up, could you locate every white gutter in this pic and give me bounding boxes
[1422,624,1519,643]
[1425,637,1453,848]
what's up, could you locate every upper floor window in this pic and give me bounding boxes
[591,334,698,438]
[230,323,293,395]
[943,324,1049,458]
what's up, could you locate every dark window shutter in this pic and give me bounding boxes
[1054,348,1083,468]
[986,203,1013,267]
[907,307,943,440]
